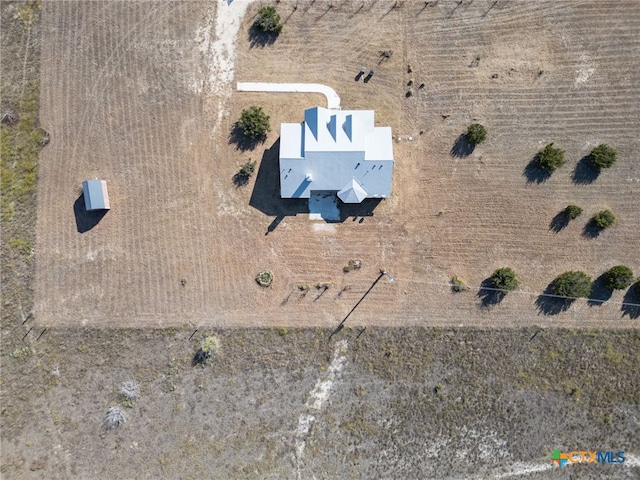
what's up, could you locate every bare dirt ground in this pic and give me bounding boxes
[33,0,639,329]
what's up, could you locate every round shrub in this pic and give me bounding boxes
[255,6,283,34]
[237,106,270,139]
[565,205,583,220]
[535,143,566,172]
[589,144,617,169]
[104,407,126,429]
[553,271,592,298]
[466,123,487,144]
[593,209,616,229]
[256,270,274,287]
[490,267,519,292]
[451,275,469,293]
[604,265,634,290]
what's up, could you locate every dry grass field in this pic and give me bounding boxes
[34,0,639,329]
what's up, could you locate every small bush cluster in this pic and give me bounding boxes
[565,205,583,220]
[451,275,469,293]
[256,270,274,287]
[604,265,634,290]
[193,335,220,366]
[237,106,270,139]
[589,144,617,169]
[254,6,283,34]
[535,143,566,172]
[104,407,126,429]
[343,260,362,272]
[593,209,616,229]
[490,267,519,292]
[466,123,487,145]
[119,380,139,401]
[553,271,592,298]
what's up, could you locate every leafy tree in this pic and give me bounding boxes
[466,123,487,144]
[565,205,583,220]
[604,265,634,290]
[553,271,592,298]
[254,6,283,34]
[593,209,616,229]
[237,106,270,139]
[490,267,519,292]
[535,143,566,172]
[589,144,617,169]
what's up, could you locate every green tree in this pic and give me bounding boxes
[237,106,270,139]
[553,271,592,298]
[490,267,519,292]
[535,143,566,172]
[593,209,616,229]
[589,144,617,169]
[255,6,283,34]
[604,265,634,290]
[466,123,487,144]
[565,205,583,220]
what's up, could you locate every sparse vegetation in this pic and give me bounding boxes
[465,123,487,144]
[254,6,283,35]
[604,265,634,290]
[255,270,274,287]
[593,209,616,229]
[589,143,617,169]
[103,407,126,429]
[450,275,469,292]
[489,267,519,292]
[535,142,566,172]
[553,271,592,298]
[237,106,270,139]
[565,205,583,220]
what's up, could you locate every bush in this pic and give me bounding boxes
[490,267,519,292]
[451,275,469,292]
[535,143,566,172]
[256,270,274,287]
[104,407,126,429]
[589,144,617,169]
[119,381,139,401]
[237,106,270,139]
[604,265,634,290]
[254,6,283,34]
[553,271,592,298]
[466,123,487,144]
[565,205,583,220]
[593,209,616,229]
[343,260,362,272]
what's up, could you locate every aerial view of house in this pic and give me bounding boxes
[1,1,638,478]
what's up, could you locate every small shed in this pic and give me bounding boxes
[82,180,110,211]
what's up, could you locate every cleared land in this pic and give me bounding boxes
[34,0,639,329]
[2,2,639,479]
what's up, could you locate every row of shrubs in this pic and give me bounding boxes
[453,265,637,299]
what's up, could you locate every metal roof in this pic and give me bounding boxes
[82,180,110,211]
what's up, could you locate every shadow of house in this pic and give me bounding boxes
[477,278,506,307]
[338,198,382,222]
[74,194,108,233]
[249,139,308,233]
[535,281,574,315]
[229,124,266,152]
[572,155,600,185]
[450,134,475,158]
[248,23,278,48]
[587,274,613,307]
[549,210,571,233]
[621,282,640,319]
[523,157,551,184]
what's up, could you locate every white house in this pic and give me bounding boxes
[279,106,393,203]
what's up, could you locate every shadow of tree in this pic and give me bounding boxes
[450,134,475,158]
[572,155,600,185]
[582,218,604,239]
[477,278,506,307]
[248,24,278,48]
[232,172,251,187]
[621,282,640,319]
[587,274,613,307]
[73,194,108,233]
[549,210,570,233]
[535,280,574,315]
[523,157,551,184]
[229,124,266,152]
